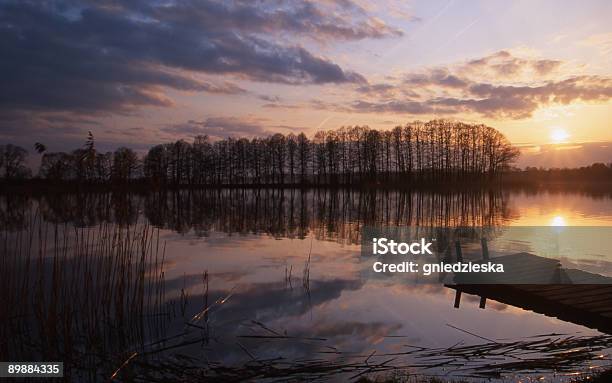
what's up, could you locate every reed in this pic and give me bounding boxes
[0,210,168,380]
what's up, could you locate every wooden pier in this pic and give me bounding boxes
[446,241,612,334]
[448,283,612,334]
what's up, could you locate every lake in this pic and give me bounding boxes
[1,188,611,381]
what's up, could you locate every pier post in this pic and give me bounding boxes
[454,290,462,308]
[479,296,487,309]
[481,237,489,260]
[455,240,463,262]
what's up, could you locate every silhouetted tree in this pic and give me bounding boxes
[23,119,522,186]
[0,144,30,179]
[112,147,139,183]
[39,152,74,180]
[94,152,113,182]
[144,144,170,185]
[34,142,47,154]
[297,133,310,184]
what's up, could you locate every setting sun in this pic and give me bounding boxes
[550,128,570,143]
[550,215,567,226]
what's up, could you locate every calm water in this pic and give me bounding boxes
[2,188,612,381]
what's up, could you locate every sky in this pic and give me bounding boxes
[0,0,611,167]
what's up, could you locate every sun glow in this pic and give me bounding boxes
[550,127,570,143]
[550,215,567,226]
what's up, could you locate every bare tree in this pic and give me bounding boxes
[1,144,30,179]
[112,147,139,183]
[31,119,520,186]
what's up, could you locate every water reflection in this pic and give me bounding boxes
[4,188,612,236]
[1,188,612,381]
[2,189,516,239]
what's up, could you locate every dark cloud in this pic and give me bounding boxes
[467,50,512,67]
[349,74,612,119]
[350,100,435,114]
[355,83,419,99]
[161,116,304,139]
[346,51,612,119]
[0,109,164,154]
[0,110,97,145]
[0,0,384,115]
[147,0,403,41]
[461,75,612,117]
[465,50,562,77]
[429,95,537,119]
[532,59,563,75]
[258,95,282,103]
[262,103,302,109]
[404,69,468,88]
[161,117,271,140]
[357,83,396,94]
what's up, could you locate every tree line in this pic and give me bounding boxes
[506,162,612,186]
[1,120,521,185]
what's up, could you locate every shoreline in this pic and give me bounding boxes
[2,177,612,196]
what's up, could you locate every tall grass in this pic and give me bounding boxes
[0,210,168,380]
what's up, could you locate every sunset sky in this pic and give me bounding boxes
[1,0,611,167]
